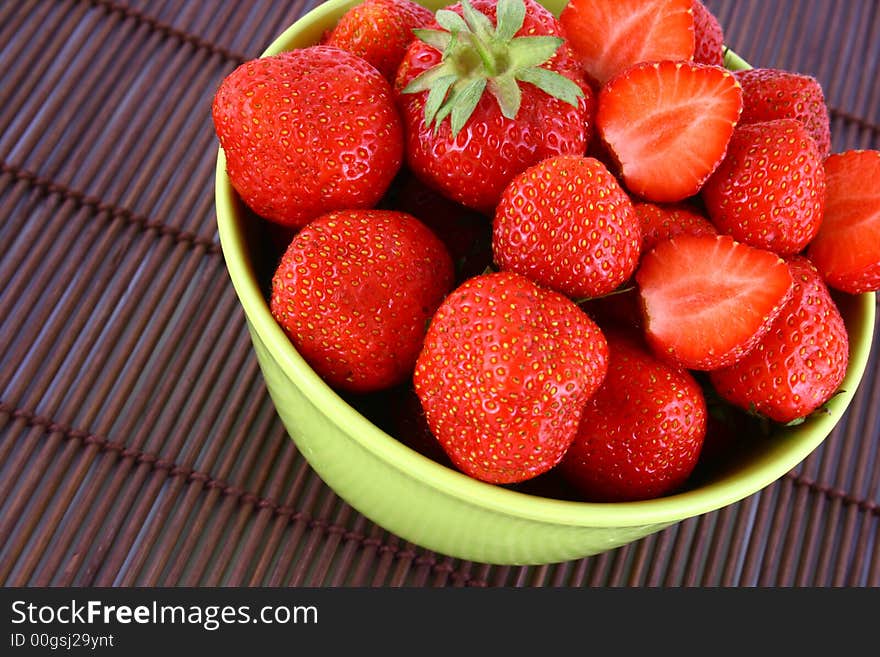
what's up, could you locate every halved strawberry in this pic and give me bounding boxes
[807,150,880,294]
[636,234,793,370]
[597,60,742,203]
[560,0,695,87]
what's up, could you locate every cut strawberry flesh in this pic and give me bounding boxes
[560,0,695,86]
[598,60,742,203]
[807,150,880,294]
[636,235,793,370]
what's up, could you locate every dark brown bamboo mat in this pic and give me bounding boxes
[0,0,878,587]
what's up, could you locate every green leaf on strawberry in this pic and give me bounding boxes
[402,0,584,136]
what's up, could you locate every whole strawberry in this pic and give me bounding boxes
[493,155,641,299]
[395,0,592,213]
[213,46,403,228]
[807,150,880,294]
[709,257,849,424]
[702,118,825,256]
[414,271,609,484]
[734,67,831,156]
[634,200,718,252]
[324,0,434,81]
[692,0,725,66]
[559,330,707,502]
[271,209,454,393]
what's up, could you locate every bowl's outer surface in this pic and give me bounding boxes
[215,0,876,565]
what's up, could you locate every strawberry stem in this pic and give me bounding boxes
[402,0,583,137]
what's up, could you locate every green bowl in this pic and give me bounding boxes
[215,0,876,565]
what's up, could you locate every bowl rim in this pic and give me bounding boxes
[214,0,877,529]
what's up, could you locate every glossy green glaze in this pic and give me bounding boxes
[215,0,876,564]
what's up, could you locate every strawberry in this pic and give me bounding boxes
[395,0,593,213]
[709,257,849,424]
[596,60,743,203]
[807,150,880,294]
[212,46,403,228]
[324,0,434,81]
[634,200,718,252]
[559,0,695,87]
[270,209,454,393]
[636,234,793,370]
[692,0,725,66]
[702,118,826,256]
[414,271,609,484]
[734,67,831,156]
[493,155,641,299]
[559,330,707,502]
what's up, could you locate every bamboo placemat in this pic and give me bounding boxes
[1,0,878,587]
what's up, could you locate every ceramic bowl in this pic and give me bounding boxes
[215,0,876,565]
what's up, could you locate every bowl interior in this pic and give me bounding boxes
[215,0,877,529]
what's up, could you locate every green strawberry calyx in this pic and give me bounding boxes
[401,0,583,137]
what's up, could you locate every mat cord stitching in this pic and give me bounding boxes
[784,471,878,514]
[0,401,489,586]
[0,161,221,254]
[84,0,248,64]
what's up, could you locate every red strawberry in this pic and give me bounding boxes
[559,0,695,87]
[807,150,880,294]
[414,271,609,484]
[702,118,826,256]
[636,234,793,370]
[559,330,707,502]
[709,257,849,424]
[734,67,831,156]
[212,46,403,228]
[597,60,743,203]
[324,0,434,81]
[395,0,593,213]
[493,155,641,299]
[634,200,718,252]
[270,209,454,393]
[692,0,724,66]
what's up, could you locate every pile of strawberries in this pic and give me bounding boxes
[212,0,880,502]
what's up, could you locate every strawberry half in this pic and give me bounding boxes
[636,234,793,370]
[807,150,880,294]
[597,60,743,203]
[560,0,695,87]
